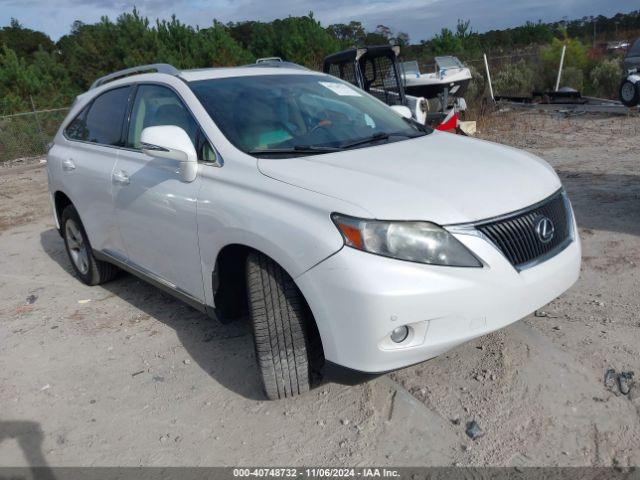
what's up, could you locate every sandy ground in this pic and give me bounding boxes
[1,112,639,467]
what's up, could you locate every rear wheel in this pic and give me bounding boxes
[246,252,322,400]
[61,205,118,285]
[619,78,639,107]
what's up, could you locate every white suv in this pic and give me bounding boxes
[47,63,581,399]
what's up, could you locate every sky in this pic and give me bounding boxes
[0,0,637,42]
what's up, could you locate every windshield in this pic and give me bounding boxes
[401,61,421,76]
[435,56,464,70]
[189,74,429,156]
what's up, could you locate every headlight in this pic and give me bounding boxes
[331,213,482,267]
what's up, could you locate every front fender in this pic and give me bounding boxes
[627,73,640,83]
[196,162,369,307]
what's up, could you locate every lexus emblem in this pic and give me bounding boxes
[535,216,555,243]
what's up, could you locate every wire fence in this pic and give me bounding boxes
[0,102,69,163]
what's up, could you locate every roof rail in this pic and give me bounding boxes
[245,60,308,70]
[90,63,180,90]
[256,57,283,63]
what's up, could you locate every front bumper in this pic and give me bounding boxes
[296,224,581,373]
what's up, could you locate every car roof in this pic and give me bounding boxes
[78,64,329,104]
[178,66,321,82]
[88,61,329,93]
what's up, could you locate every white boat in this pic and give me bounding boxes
[400,56,471,99]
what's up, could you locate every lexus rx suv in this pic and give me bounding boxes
[47,63,581,399]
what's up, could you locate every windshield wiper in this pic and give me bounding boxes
[248,130,427,156]
[248,145,342,156]
[340,131,425,150]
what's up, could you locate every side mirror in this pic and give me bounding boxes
[390,105,413,120]
[141,125,198,182]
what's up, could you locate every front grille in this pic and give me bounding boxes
[476,190,572,269]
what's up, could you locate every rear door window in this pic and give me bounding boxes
[65,86,131,146]
[629,39,640,57]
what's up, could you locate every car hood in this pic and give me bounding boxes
[257,131,562,225]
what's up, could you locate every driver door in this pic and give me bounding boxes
[113,84,208,302]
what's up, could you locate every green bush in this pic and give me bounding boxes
[558,66,584,91]
[541,37,588,90]
[589,58,622,98]
[493,59,536,96]
[464,65,486,102]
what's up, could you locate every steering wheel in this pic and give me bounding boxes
[309,118,333,133]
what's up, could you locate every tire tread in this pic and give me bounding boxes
[246,252,319,399]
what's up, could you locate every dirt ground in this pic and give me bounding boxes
[1,112,639,467]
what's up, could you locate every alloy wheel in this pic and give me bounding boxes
[65,218,89,274]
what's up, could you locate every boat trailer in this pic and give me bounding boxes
[494,89,637,115]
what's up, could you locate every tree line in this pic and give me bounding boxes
[1,9,639,114]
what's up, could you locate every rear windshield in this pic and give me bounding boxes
[189,74,427,155]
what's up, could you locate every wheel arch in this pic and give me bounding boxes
[211,243,325,364]
[212,242,309,318]
[53,190,74,234]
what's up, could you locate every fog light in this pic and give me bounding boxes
[390,326,409,343]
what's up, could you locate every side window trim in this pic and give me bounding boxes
[120,85,137,148]
[122,83,139,150]
[123,81,223,166]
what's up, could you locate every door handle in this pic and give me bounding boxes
[62,158,76,172]
[112,169,130,185]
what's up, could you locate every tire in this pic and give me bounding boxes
[61,205,118,286]
[246,252,322,400]
[619,78,639,107]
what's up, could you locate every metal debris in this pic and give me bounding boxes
[618,372,634,395]
[604,369,617,391]
[495,92,635,116]
[465,421,484,440]
[604,369,635,395]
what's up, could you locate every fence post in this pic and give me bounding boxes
[29,95,49,154]
[483,53,495,101]
[554,44,566,92]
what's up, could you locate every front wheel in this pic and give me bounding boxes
[246,252,322,400]
[619,78,639,107]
